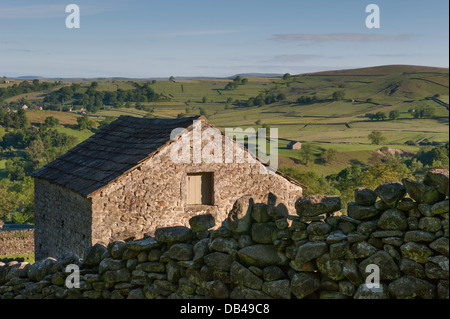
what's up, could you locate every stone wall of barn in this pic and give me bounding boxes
[2,169,447,300]
[34,179,93,260]
[89,124,302,247]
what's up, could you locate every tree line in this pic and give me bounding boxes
[0,112,78,224]
[43,81,163,113]
[0,80,59,102]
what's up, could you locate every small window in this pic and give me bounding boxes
[187,172,213,205]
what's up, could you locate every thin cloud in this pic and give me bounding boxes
[272,33,413,42]
[148,30,240,38]
[0,4,114,19]
[269,54,322,62]
[370,53,411,57]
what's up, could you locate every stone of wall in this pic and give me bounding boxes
[1,170,447,299]
[34,179,93,260]
[90,123,302,249]
[0,230,34,257]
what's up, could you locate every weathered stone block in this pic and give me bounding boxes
[354,188,377,207]
[377,209,407,231]
[290,272,320,299]
[401,242,433,263]
[262,280,290,299]
[403,178,446,204]
[154,226,194,243]
[347,202,379,220]
[375,182,406,207]
[388,276,435,299]
[295,195,341,217]
[295,241,328,264]
[227,196,254,234]
[424,169,449,197]
[189,214,215,232]
[238,245,288,267]
[230,261,263,290]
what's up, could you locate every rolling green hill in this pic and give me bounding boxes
[3,65,449,176]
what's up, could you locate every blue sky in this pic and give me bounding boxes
[0,0,448,78]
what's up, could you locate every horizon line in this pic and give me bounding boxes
[3,64,449,80]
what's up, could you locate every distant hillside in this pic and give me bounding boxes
[2,64,448,177]
[229,73,284,79]
[308,64,448,76]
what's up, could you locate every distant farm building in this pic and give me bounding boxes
[287,141,302,150]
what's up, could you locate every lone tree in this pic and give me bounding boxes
[321,148,338,165]
[373,111,387,121]
[389,110,400,120]
[298,143,314,166]
[368,131,387,145]
[77,116,95,130]
[332,90,346,101]
[283,73,291,81]
[42,116,60,129]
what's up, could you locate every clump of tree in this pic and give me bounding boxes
[41,116,60,129]
[0,109,29,129]
[76,116,96,130]
[332,90,346,101]
[224,76,249,90]
[43,81,163,113]
[389,110,400,120]
[413,107,436,119]
[415,143,449,167]
[297,95,318,104]
[239,92,286,108]
[368,131,387,145]
[370,111,387,121]
[0,79,58,102]
[0,177,34,224]
[319,148,338,165]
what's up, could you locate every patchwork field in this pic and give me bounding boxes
[3,65,449,175]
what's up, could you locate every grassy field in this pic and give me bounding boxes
[26,110,82,126]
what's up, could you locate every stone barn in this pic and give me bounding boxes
[287,141,302,150]
[32,115,303,260]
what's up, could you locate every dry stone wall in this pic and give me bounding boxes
[0,169,448,299]
[0,230,34,257]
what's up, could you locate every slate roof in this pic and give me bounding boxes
[32,115,305,197]
[32,116,202,197]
